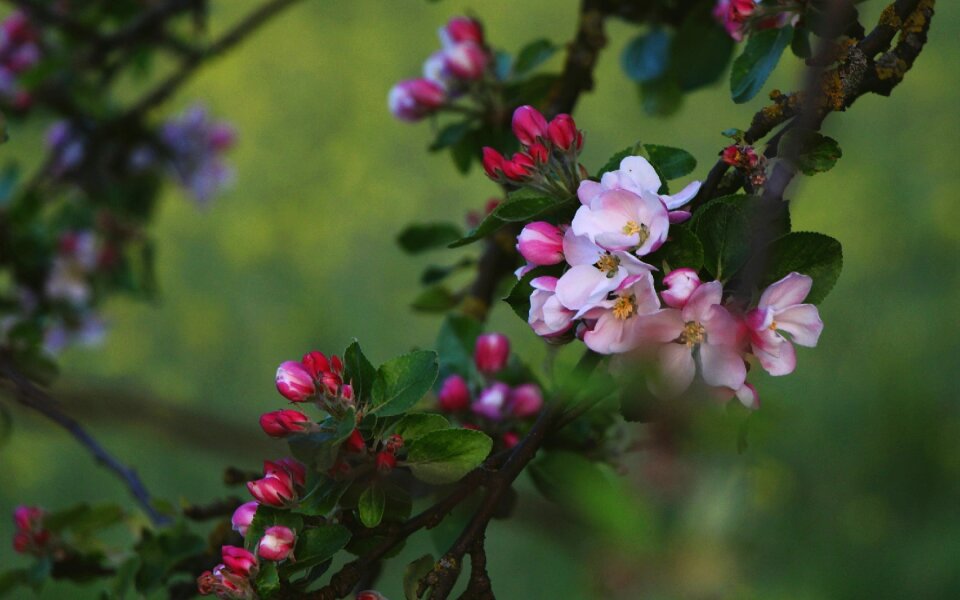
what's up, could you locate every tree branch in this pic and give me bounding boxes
[0,355,171,526]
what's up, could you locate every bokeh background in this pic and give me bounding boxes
[2,1,958,598]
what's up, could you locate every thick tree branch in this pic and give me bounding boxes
[0,355,171,526]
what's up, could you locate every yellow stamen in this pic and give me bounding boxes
[769,320,778,331]
[595,253,620,277]
[622,220,650,245]
[612,295,636,320]
[678,321,706,347]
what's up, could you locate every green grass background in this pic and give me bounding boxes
[1,1,958,598]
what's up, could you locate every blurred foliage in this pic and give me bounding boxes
[1,0,958,598]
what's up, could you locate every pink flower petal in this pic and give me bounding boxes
[754,334,797,376]
[660,180,701,210]
[759,272,813,310]
[774,304,823,347]
[699,343,747,390]
[654,343,696,397]
[682,280,723,322]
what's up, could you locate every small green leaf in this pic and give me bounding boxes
[254,561,280,598]
[730,26,794,103]
[621,29,670,83]
[371,351,439,416]
[411,285,458,313]
[435,314,482,376]
[297,478,351,517]
[284,524,351,574]
[421,257,474,285]
[404,554,436,600]
[670,14,735,92]
[244,506,304,553]
[782,132,842,175]
[762,232,843,304]
[514,38,557,76]
[429,122,473,152]
[344,341,376,403]
[503,268,538,320]
[447,212,507,248]
[397,223,464,254]
[492,194,557,222]
[693,201,749,280]
[405,428,493,485]
[643,144,697,180]
[287,413,355,471]
[394,413,451,442]
[358,484,386,528]
[645,225,704,273]
[638,76,684,117]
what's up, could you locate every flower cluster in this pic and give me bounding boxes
[12,506,51,556]
[388,16,489,122]
[436,333,543,447]
[160,104,237,205]
[246,457,306,507]
[482,105,585,198]
[197,545,259,599]
[274,350,353,410]
[713,0,798,41]
[514,138,823,406]
[721,143,766,186]
[0,11,40,110]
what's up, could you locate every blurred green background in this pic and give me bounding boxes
[2,1,959,598]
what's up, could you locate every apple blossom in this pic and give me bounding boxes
[439,16,484,47]
[746,272,824,376]
[661,268,702,309]
[221,546,258,577]
[474,333,510,374]
[259,409,310,438]
[546,114,581,151]
[438,374,471,412]
[481,147,506,179]
[516,221,564,266]
[443,41,488,80]
[161,105,236,205]
[512,105,549,146]
[275,360,316,402]
[528,276,576,337]
[376,451,397,472]
[388,78,446,122]
[472,382,510,420]
[581,272,664,355]
[578,156,701,224]
[572,187,671,255]
[231,501,258,537]
[258,526,296,561]
[509,384,543,418]
[344,428,367,453]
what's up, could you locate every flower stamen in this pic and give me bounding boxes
[612,295,636,320]
[595,253,620,278]
[622,220,650,245]
[678,321,706,347]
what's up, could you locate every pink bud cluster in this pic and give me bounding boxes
[197,546,258,599]
[275,350,352,407]
[0,11,40,110]
[246,457,306,507]
[388,16,489,122]
[160,104,236,205]
[712,0,798,42]
[437,332,543,448]
[721,143,765,186]
[12,506,51,556]
[482,106,585,197]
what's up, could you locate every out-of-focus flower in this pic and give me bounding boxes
[509,384,543,418]
[161,105,236,205]
[388,78,446,122]
[474,333,510,374]
[472,382,510,420]
[438,374,471,412]
[439,16,484,47]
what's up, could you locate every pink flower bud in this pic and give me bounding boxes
[502,431,520,448]
[221,545,258,577]
[231,501,259,537]
[472,382,510,421]
[375,451,397,472]
[247,474,295,507]
[481,147,505,179]
[661,268,702,309]
[276,361,316,402]
[321,371,342,396]
[547,114,580,151]
[516,222,564,266]
[259,409,310,438]
[344,428,366,453]
[440,16,484,47]
[13,506,43,531]
[301,351,330,378]
[388,78,446,122]
[443,41,488,81]
[501,152,536,181]
[509,384,543,418]
[266,457,306,487]
[258,526,297,561]
[438,374,471,412]
[331,355,344,373]
[474,333,510,374]
[12,532,30,554]
[527,142,549,164]
[512,105,549,146]
[385,434,404,453]
[341,384,355,403]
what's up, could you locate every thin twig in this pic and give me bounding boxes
[0,355,171,526]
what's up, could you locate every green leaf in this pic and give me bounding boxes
[645,225,704,273]
[429,122,472,152]
[761,232,843,304]
[595,142,642,178]
[0,569,27,596]
[730,26,793,103]
[781,132,842,176]
[254,561,280,598]
[0,163,19,206]
[502,73,560,106]
[411,285,458,313]
[447,211,507,248]
[405,428,493,485]
[134,524,205,592]
[343,341,376,403]
[492,194,557,222]
[358,484,386,528]
[421,257,475,285]
[370,350,439,416]
[514,38,557,76]
[638,77,684,117]
[450,131,476,174]
[297,478,351,517]
[284,524,351,575]
[287,411,355,470]
[503,268,538,320]
[621,29,670,83]
[43,503,124,536]
[404,554,436,600]
[643,144,697,180]
[693,201,749,280]
[435,314,482,376]
[394,413,451,442]
[243,506,304,553]
[397,222,464,254]
[670,14,735,92]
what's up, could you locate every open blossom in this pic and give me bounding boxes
[555,229,653,316]
[258,526,296,561]
[578,156,700,224]
[572,188,670,256]
[581,272,663,354]
[231,502,258,537]
[649,281,747,397]
[528,276,575,337]
[746,272,823,376]
[161,105,236,205]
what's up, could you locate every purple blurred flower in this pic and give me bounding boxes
[161,105,236,206]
